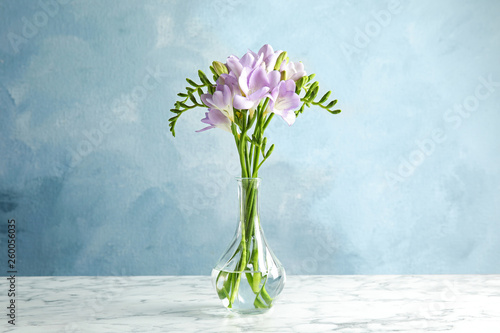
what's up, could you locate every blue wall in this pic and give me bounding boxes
[1,0,499,275]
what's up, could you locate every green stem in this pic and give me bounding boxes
[239,116,249,178]
[230,215,247,306]
[263,113,274,130]
[226,100,278,311]
[231,123,247,178]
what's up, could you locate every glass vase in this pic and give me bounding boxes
[211,177,286,314]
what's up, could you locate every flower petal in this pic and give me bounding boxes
[196,109,231,133]
[201,94,214,108]
[275,92,300,111]
[240,52,254,68]
[212,91,225,109]
[238,67,250,95]
[196,125,216,132]
[247,87,270,102]
[233,95,256,110]
[226,55,242,76]
[222,85,232,107]
[248,67,269,91]
[258,44,274,58]
[281,110,296,126]
[268,70,281,90]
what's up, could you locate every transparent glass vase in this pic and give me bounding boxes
[211,177,286,314]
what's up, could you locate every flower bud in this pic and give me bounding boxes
[261,137,267,153]
[296,76,307,91]
[265,144,275,158]
[280,70,287,81]
[274,51,287,70]
[212,61,228,75]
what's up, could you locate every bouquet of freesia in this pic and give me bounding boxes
[170,44,340,313]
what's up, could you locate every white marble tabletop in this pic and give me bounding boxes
[1,275,499,332]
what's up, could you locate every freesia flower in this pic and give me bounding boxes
[201,85,235,122]
[233,66,280,116]
[280,61,307,81]
[217,74,240,96]
[251,44,283,73]
[196,108,232,133]
[226,52,262,78]
[268,80,301,126]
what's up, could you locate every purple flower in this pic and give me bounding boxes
[226,52,262,78]
[196,108,232,133]
[251,44,283,73]
[217,73,240,96]
[198,44,303,132]
[268,80,300,126]
[233,66,280,114]
[201,84,235,122]
[280,61,307,81]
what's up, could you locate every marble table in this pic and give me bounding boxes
[1,275,499,332]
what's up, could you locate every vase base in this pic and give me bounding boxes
[212,268,285,314]
[227,307,273,315]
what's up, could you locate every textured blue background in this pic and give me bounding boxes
[1,0,499,276]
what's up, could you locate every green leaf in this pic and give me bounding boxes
[189,95,197,105]
[309,86,319,100]
[198,70,211,85]
[178,102,191,109]
[309,81,319,92]
[326,100,338,109]
[318,91,331,104]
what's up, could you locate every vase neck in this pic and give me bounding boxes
[237,178,261,231]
